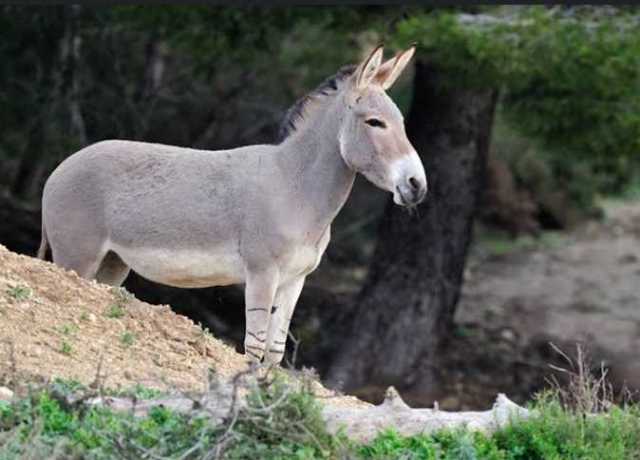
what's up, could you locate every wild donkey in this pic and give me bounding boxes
[38,45,427,364]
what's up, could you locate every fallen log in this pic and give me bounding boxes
[80,383,529,442]
[323,386,531,442]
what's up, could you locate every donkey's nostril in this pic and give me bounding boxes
[408,176,421,191]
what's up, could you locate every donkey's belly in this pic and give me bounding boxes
[110,243,245,288]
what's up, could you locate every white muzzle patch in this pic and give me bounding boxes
[391,152,427,206]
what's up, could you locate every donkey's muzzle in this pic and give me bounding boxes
[396,175,427,206]
[391,151,427,207]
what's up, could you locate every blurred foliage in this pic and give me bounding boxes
[489,111,600,227]
[0,6,380,200]
[1,5,639,215]
[396,5,640,207]
[111,6,372,88]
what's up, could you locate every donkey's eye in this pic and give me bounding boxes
[365,118,386,128]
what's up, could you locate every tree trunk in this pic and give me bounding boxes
[66,5,87,146]
[326,60,497,404]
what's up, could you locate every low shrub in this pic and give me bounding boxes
[1,375,640,459]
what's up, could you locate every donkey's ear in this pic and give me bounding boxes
[355,45,384,90]
[374,45,416,90]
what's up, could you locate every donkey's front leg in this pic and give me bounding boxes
[244,268,280,362]
[264,276,306,365]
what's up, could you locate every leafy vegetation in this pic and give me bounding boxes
[360,402,640,460]
[1,375,640,460]
[0,6,366,201]
[0,375,349,459]
[396,6,640,209]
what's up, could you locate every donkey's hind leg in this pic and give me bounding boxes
[95,251,130,286]
[50,241,106,281]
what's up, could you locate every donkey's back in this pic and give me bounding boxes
[40,139,276,287]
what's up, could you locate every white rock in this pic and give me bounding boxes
[0,386,14,401]
[30,346,42,357]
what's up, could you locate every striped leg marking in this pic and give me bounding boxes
[244,269,279,363]
[245,306,271,362]
[263,323,290,364]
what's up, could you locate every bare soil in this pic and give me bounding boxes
[0,244,249,393]
[0,245,364,408]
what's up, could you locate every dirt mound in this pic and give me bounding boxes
[0,245,249,393]
[0,245,364,410]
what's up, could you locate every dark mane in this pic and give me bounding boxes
[277,64,356,143]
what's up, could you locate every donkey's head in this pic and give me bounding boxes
[338,45,427,207]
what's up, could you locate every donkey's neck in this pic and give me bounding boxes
[278,97,356,234]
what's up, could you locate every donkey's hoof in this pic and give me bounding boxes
[245,355,262,367]
[263,351,285,366]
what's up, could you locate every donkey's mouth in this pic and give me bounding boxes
[395,186,409,206]
[395,185,426,207]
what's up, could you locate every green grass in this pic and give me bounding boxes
[120,331,135,347]
[49,378,163,400]
[475,227,567,257]
[111,383,164,400]
[59,324,78,336]
[359,399,640,460]
[614,178,640,202]
[597,177,640,211]
[1,377,640,460]
[105,304,125,319]
[60,341,72,356]
[104,286,133,319]
[5,285,32,302]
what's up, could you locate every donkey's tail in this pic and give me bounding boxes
[37,221,49,260]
